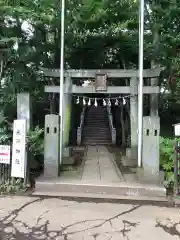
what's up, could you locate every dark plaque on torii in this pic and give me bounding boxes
[95,74,107,92]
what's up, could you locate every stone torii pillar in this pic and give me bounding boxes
[41,67,163,166]
[125,72,162,166]
[129,77,138,160]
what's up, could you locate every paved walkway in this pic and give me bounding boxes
[81,146,121,183]
[0,196,180,239]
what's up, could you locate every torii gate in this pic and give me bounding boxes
[41,67,162,160]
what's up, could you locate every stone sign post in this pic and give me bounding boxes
[17,93,31,131]
[141,116,160,183]
[44,114,60,178]
[17,93,31,184]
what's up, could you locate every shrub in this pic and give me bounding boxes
[26,126,44,156]
[160,137,176,187]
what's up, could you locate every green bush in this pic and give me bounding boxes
[0,112,12,144]
[160,137,176,187]
[26,126,44,156]
[0,178,24,194]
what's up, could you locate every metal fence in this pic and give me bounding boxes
[0,143,12,185]
[0,150,28,192]
[0,161,12,184]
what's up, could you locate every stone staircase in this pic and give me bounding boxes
[82,106,112,145]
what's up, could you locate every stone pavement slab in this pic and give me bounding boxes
[81,146,121,182]
[0,196,180,239]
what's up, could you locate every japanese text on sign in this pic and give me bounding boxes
[11,119,27,179]
[0,145,10,164]
[95,74,107,92]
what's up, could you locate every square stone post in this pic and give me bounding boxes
[128,77,138,160]
[150,77,159,117]
[17,93,31,131]
[141,116,160,183]
[44,114,60,178]
[17,93,31,184]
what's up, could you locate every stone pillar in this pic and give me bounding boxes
[129,77,138,160]
[17,93,31,184]
[150,77,159,117]
[44,114,59,178]
[17,93,31,131]
[150,29,159,117]
[142,116,160,183]
[62,81,74,164]
[63,77,72,145]
[62,77,72,159]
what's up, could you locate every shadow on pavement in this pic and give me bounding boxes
[0,199,141,239]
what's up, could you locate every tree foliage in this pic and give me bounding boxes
[0,0,180,128]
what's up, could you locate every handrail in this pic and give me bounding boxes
[77,106,86,145]
[107,105,116,145]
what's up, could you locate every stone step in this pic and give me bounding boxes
[84,120,108,123]
[83,135,111,138]
[84,124,109,127]
[83,139,111,142]
[84,124,108,127]
[85,116,107,118]
[84,125,108,128]
[83,129,110,133]
[87,109,106,112]
[83,142,111,146]
[82,136,111,141]
[121,156,137,167]
[87,112,106,114]
[83,130,109,133]
[87,113,107,116]
[87,116,107,118]
[86,113,107,115]
[83,133,110,136]
[83,136,111,139]
[83,137,111,141]
[85,120,108,122]
[83,132,111,136]
[86,115,107,117]
[83,107,111,144]
[83,143,111,146]
[83,140,111,144]
[85,116,108,118]
[86,113,107,116]
[83,126,109,129]
[33,191,171,206]
[34,181,166,198]
[83,132,110,136]
[83,134,110,138]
